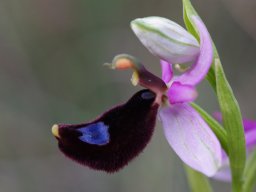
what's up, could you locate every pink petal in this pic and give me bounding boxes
[213,151,231,182]
[213,122,256,182]
[245,128,256,150]
[242,119,256,132]
[161,60,173,83]
[159,104,222,176]
[213,128,256,182]
[212,161,231,182]
[167,82,198,104]
[175,16,213,86]
[212,112,222,122]
[213,112,256,131]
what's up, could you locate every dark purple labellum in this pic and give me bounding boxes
[53,89,159,173]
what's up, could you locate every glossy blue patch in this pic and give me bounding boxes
[78,122,110,145]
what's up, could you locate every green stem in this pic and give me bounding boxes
[215,60,246,192]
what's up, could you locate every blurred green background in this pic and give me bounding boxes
[0,0,255,191]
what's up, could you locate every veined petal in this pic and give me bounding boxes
[167,82,198,104]
[213,150,231,182]
[213,125,256,182]
[131,16,200,64]
[175,16,213,86]
[161,60,173,83]
[212,161,231,182]
[159,104,222,176]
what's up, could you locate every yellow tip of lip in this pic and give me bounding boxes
[52,124,60,138]
[131,71,139,86]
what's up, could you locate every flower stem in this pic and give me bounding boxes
[215,59,246,192]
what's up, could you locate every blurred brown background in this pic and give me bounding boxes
[0,0,255,191]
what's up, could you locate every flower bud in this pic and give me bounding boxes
[131,16,200,64]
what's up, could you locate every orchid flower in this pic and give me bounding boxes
[51,16,222,176]
[212,113,256,182]
[130,16,222,177]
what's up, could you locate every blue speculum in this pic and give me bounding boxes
[78,122,110,145]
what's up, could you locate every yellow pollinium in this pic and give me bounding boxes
[52,124,60,138]
[131,71,139,86]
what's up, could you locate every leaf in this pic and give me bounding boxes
[182,0,200,40]
[185,165,213,192]
[190,102,228,154]
[215,59,246,192]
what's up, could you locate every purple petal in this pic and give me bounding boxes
[212,161,231,182]
[242,119,256,132]
[167,82,198,104]
[161,60,173,83]
[245,128,256,150]
[175,16,213,86]
[159,104,222,176]
[212,150,231,182]
[213,119,256,182]
[213,112,256,131]
[212,112,222,122]
[213,128,256,182]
